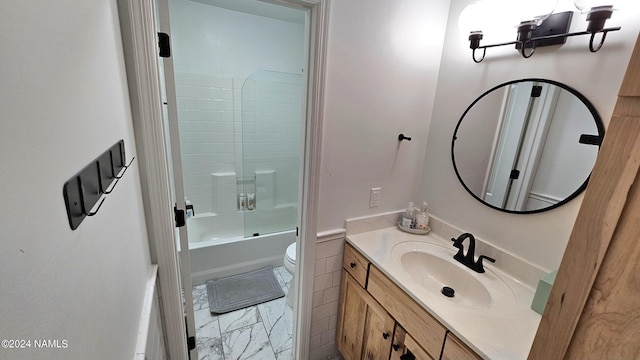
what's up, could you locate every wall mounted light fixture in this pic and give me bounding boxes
[469,4,621,63]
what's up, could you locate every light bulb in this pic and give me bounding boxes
[458,0,517,42]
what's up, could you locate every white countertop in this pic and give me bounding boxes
[346,227,542,360]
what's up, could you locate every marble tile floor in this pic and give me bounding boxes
[192,266,295,360]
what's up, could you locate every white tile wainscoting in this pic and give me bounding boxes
[309,230,347,360]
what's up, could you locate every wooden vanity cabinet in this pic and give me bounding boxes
[337,243,481,360]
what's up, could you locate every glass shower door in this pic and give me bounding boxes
[240,71,304,237]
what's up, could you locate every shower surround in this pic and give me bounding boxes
[175,71,302,237]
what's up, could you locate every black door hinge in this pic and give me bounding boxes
[174,204,185,228]
[158,32,171,58]
[296,226,299,237]
[510,169,521,180]
[531,85,542,97]
[187,336,196,351]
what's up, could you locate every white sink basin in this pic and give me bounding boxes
[391,241,516,310]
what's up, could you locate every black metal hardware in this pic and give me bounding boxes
[158,32,171,58]
[579,134,603,146]
[253,233,260,237]
[393,344,400,351]
[382,332,389,340]
[186,203,195,217]
[516,12,573,49]
[400,351,416,360]
[187,336,195,351]
[451,233,496,273]
[509,169,520,180]
[296,226,299,237]
[531,85,543,97]
[398,133,412,142]
[469,9,620,63]
[441,286,455,298]
[350,262,356,269]
[63,140,134,230]
[174,205,186,228]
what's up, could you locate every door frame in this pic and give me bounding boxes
[116,0,329,358]
[155,0,200,357]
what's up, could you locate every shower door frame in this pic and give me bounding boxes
[117,0,330,358]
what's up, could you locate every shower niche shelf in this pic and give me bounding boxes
[63,140,135,230]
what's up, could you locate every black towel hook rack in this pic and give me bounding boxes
[105,156,135,193]
[63,140,135,230]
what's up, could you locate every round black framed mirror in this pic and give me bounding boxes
[451,78,604,214]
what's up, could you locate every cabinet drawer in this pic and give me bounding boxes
[343,243,369,288]
[367,266,447,358]
[441,332,482,360]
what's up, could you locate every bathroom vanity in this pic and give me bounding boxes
[336,227,542,360]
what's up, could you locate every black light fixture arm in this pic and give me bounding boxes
[589,31,609,52]
[470,26,621,62]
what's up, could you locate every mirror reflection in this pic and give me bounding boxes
[452,79,604,214]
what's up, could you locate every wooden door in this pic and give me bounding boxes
[528,34,640,359]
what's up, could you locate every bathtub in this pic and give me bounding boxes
[184,210,296,285]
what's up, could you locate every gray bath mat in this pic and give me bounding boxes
[206,266,285,314]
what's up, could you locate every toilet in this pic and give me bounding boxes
[283,242,296,307]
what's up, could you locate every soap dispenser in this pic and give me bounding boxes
[416,201,430,230]
[401,202,415,228]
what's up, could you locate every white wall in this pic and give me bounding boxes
[309,1,450,358]
[421,0,640,271]
[317,0,451,231]
[0,1,152,359]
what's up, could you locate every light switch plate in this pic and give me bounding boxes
[369,187,381,207]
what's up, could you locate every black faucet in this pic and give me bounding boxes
[451,233,495,273]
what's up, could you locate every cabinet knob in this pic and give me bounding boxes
[393,344,400,351]
[382,332,389,340]
[350,262,356,268]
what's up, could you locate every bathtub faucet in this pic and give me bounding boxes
[186,203,195,218]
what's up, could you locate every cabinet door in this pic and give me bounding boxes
[404,333,434,360]
[361,292,395,360]
[390,325,434,360]
[441,332,482,360]
[367,266,447,358]
[337,270,367,360]
[390,325,407,360]
[337,270,395,360]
